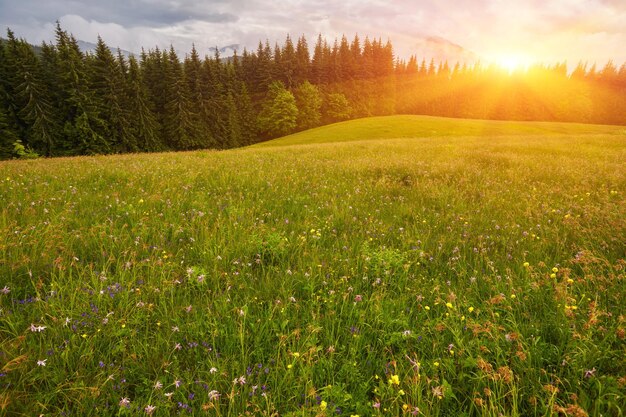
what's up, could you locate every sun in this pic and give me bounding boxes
[494,54,532,72]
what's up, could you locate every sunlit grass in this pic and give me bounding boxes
[1,117,625,416]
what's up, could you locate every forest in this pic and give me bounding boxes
[1,23,625,159]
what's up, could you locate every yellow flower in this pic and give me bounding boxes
[445,302,453,309]
[523,262,530,267]
[292,352,300,358]
[398,389,405,396]
[550,273,556,279]
[510,294,516,299]
[388,374,400,385]
[468,306,474,313]
[320,401,327,410]
[403,404,409,410]
[552,267,559,273]
[434,361,440,367]
[424,306,430,311]
[287,364,293,369]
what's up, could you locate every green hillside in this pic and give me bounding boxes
[1,117,625,416]
[255,115,624,147]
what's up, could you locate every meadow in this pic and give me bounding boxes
[1,116,625,416]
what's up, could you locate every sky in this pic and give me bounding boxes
[1,0,625,67]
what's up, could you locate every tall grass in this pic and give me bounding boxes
[1,122,625,416]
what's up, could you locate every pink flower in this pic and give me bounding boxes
[144,404,156,415]
[119,397,130,408]
[354,294,363,302]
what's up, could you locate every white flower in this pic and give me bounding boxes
[0,286,9,294]
[210,367,218,374]
[37,359,47,367]
[119,397,130,407]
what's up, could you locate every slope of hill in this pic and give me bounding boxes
[255,115,625,147]
[1,118,625,415]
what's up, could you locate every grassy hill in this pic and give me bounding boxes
[255,115,625,147]
[1,117,625,416]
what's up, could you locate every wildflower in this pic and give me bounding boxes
[175,379,182,388]
[172,326,179,332]
[354,294,363,302]
[424,305,430,311]
[210,367,217,374]
[402,330,412,336]
[550,273,557,279]
[446,302,453,309]
[468,306,474,313]
[174,343,182,350]
[292,352,300,358]
[388,374,400,385]
[373,402,381,409]
[552,267,559,273]
[185,305,193,313]
[154,381,163,389]
[434,361,440,367]
[165,392,173,398]
[144,405,156,415]
[119,397,130,408]
[30,323,46,332]
[584,368,596,378]
[398,389,405,395]
[523,262,530,268]
[0,286,9,294]
[432,385,444,399]
[37,359,47,367]
[208,390,220,401]
[320,400,327,410]
[510,294,516,299]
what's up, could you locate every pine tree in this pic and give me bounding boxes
[0,100,20,159]
[15,47,60,156]
[163,46,203,150]
[90,36,136,152]
[127,55,161,151]
[294,35,310,85]
[54,23,110,154]
[184,45,214,148]
[280,35,296,88]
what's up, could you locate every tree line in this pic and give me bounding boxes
[1,24,625,159]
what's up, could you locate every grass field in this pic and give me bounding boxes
[1,116,625,416]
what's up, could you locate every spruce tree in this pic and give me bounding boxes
[127,55,161,151]
[54,23,109,154]
[90,36,136,152]
[163,46,203,150]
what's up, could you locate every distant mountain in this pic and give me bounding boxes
[207,44,240,57]
[411,36,478,64]
[76,40,135,58]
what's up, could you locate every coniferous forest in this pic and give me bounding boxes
[1,24,625,159]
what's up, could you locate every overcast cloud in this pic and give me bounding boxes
[1,0,624,66]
